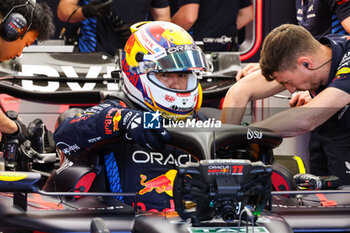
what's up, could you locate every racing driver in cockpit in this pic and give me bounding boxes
[53,21,212,212]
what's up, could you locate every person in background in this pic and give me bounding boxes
[57,0,171,56]
[0,0,55,157]
[171,0,254,52]
[236,0,350,80]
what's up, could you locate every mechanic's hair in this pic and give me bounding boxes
[259,24,319,81]
[0,0,55,41]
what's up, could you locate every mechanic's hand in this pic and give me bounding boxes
[289,91,312,107]
[113,22,132,42]
[236,63,260,81]
[2,119,28,161]
[118,109,170,150]
[82,0,113,18]
[110,14,132,42]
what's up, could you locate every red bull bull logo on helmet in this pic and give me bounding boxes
[125,33,136,55]
[139,169,177,196]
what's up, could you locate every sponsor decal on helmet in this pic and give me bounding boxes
[153,51,167,59]
[170,105,192,111]
[166,44,201,54]
[125,33,136,55]
[177,93,191,97]
[139,28,159,53]
[164,95,175,103]
[144,97,153,106]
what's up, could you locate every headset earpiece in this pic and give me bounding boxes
[0,13,27,42]
[303,62,309,68]
[0,0,35,42]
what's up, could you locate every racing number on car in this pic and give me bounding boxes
[232,165,243,174]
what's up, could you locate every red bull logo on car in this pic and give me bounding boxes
[139,170,177,196]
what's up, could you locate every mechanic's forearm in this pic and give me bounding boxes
[171,4,199,31]
[255,86,350,137]
[221,70,284,124]
[171,14,194,31]
[57,1,85,23]
[250,106,331,137]
[340,16,350,34]
[151,7,171,21]
[221,85,250,124]
[0,112,18,134]
[236,5,254,30]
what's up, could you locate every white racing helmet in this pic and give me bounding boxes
[121,21,211,120]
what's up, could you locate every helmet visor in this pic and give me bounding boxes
[156,50,211,73]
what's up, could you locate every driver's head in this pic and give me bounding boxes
[0,0,54,62]
[121,21,211,120]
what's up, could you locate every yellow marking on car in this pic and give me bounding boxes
[0,172,28,181]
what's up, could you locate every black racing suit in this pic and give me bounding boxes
[54,99,206,211]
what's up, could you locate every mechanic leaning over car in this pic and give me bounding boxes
[222,0,350,185]
[53,21,212,212]
[0,0,54,154]
[224,24,350,185]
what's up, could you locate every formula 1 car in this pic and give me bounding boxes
[0,51,349,233]
[1,120,350,233]
[0,121,294,233]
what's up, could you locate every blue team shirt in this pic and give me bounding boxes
[296,0,350,39]
[317,35,350,128]
[78,0,169,55]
